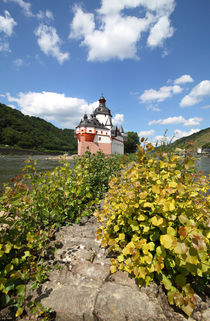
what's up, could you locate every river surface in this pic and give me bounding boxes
[0,155,209,191]
[0,155,71,190]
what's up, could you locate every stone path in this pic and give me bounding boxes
[37,216,209,321]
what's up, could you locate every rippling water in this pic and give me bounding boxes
[0,155,65,190]
[195,156,210,177]
[0,154,209,191]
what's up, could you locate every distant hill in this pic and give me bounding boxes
[0,103,77,153]
[169,127,210,151]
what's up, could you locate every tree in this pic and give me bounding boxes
[124,131,139,153]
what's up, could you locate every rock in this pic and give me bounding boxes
[201,309,210,321]
[30,216,209,321]
[0,306,16,320]
[94,282,167,321]
[108,270,137,288]
[41,279,99,321]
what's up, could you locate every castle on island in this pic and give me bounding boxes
[75,96,127,155]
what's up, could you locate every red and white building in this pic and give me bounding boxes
[75,96,127,155]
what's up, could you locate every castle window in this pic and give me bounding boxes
[89,130,92,132]
[101,131,103,134]
[96,131,98,133]
[99,137,101,141]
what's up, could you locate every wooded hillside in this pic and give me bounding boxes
[169,127,210,151]
[0,103,77,153]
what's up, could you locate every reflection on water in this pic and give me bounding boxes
[0,155,209,191]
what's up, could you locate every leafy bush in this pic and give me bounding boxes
[95,140,210,316]
[0,151,134,318]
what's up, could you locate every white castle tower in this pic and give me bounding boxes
[75,96,127,155]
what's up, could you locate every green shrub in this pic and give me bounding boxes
[95,140,210,316]
[0,151,134,318]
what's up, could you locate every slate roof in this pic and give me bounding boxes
[77,114,109,129]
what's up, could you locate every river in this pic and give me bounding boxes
[0,155,68,191]
[0,154,209,191]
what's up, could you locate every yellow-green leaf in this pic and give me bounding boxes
[151,216,164,226]
[16,307,24,317]
[117,254,124,262]
[119,233,125,240]
[152,185,161,194]
[160,234,174,249]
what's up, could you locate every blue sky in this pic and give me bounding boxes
[0,0,210,144]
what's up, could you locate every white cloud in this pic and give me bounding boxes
[183,117,203,126]
[37,10,54,20]
[138,129,155,137]
[161,48,169,58]
[69,0,175,61]
[70,6,95,39]
[146,104,160,112]
[0,41,10,52]
[34,24,69,64]
[140,85,182,103]
[97,0,175,16]
[174,74,194,85]
[13,58,24,67]
[173,128,200,140]
[180,80,210,107]
[153,135,170,145]
[3,0,33,17]
[0,10,17,36]
[147,16,174,47]
[149,116,203,127]
[6,91,97,128]
[152,128,200,146]
[112,113,124,125]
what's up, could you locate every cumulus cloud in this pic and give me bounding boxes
[153,128,200,145]
[4,0,55,20]
[37,10,54,20]
[147,16,174,47]
[140,85,182,103]
[180,80,210,107]
[149,116,203,127]
[138,129,155,137]
[173,128,200,139]
[112,113,124,125]
[153,135,170,145]
[69,0,175,61]
[174,74,194,85]
[3,0,33,17]
[6,91,96,128]
[34,24,69,64]
[0,10,17,36]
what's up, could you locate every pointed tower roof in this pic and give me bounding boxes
[93,95,112,117]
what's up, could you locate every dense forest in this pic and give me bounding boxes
[0,103,77,153]
[169,127,210,151]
